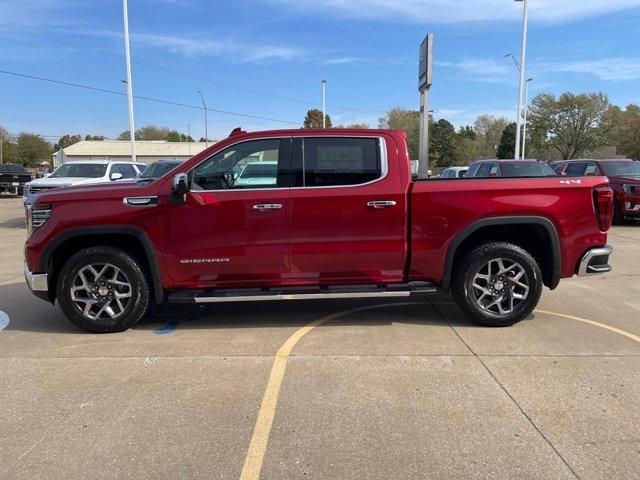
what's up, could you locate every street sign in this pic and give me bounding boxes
[418,33,433,91]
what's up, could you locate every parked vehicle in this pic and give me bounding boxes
[466,159,558,178]
[551,159,640,224]
[23,161,146,197]
[0,163,32,195]
[24,128,614,333]
[234,161,278,187]
[439,166,468,179]
[139,160,183,180]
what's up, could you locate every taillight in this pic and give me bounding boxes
[593,187,613,231]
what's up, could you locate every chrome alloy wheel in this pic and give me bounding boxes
[470,258,530,316]
[70,263,132,320]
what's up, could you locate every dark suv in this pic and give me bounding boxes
[552,159,640,224]
[0,163,32,195]
[466,159,558,178]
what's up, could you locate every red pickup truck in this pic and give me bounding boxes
[24,129,614,333]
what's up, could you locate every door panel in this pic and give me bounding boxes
[158,137,291,288]
[287,136,406,285]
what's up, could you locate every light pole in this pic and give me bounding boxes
[321,80,327,129]
[198,90,208,147]
[514,0,529,160]
[522,77,533,159]
[121,0,136,162]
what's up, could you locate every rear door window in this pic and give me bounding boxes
[293,137,382,187]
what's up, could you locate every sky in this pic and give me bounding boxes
[1,0,639,142]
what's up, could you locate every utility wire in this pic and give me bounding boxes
[0,69,300,125]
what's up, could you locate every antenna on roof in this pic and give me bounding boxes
[229,127,246,137]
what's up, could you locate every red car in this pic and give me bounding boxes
[24,128,614,332]
[552,159,640,224]
[466,159,558,178]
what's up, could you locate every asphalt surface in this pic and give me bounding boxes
[1,195,639,480]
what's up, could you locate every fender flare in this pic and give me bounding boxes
[40,226,164,303]
[440,216,561,292]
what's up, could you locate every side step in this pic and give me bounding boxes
[168,282,437,304]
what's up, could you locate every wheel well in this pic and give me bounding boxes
[47,233,158,303]
[450,223,556,289]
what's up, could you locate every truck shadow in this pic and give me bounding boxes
[0,217,26,229]
[0,281,493,334]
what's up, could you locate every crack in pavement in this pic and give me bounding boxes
[426,296,582,480]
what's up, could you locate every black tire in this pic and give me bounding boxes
[612,202,625,225]
[56,246,150,333]
[451,242,543,327]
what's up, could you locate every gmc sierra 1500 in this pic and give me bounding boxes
[24,128,614,332]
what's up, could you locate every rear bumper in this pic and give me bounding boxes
[577,245,613,277]
[24,261,49,301]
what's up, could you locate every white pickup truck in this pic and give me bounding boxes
[23,160,147,197]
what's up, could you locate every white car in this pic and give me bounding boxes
[439,166,469,179]
[234,161,278,187]
[23,161,147,197]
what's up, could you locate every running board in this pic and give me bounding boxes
[168,283,437,304]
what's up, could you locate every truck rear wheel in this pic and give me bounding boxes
[56,246,150,333]
[451,242,543,327]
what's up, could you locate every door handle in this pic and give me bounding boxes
[367,200,397,209]
[253,203,283,211]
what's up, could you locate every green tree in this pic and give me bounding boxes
[378,108,420,159]
[528,91,615,160]
[165,130,182,142]
[458,125,476,140]
[0,126,20,164]
[54,134,82,151]
[430,119,462,167]
[17,133,52,167]
[303,109,332,129]
[496,122,518,159]
[473,115,509,157]
[613,104,640,160]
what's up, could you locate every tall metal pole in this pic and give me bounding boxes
[418,88,430,177]
[122,0,136,162]
[321,80,327,129]
[198,90,208,147]
[522,77,533,159]
[514,0,529,160]
[0,137,3,164]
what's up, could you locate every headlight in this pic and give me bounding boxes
[26,204,52,236]
[622,184,638,195]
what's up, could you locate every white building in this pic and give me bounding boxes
[52,140,213,167]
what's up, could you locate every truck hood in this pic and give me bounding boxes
[26,177,107,188]
[28,180,150,204]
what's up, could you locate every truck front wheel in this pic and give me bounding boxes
[451,242,543,327]
[56,246,150,333]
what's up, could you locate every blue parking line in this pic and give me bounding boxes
[153,321,180,334]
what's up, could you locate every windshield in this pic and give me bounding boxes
[50,163,107,178]
[600,161,640,177]
[140,162,181,179]
[240,163,278,179]
[501,162,557,177]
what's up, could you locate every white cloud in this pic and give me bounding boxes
[268,0,640,24]
[438,58,512,83]
[540,57,640,82]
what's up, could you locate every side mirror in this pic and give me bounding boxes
[110,172,123,181]
[172,173,189,193]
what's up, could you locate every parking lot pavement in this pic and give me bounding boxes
[1,196,639,479]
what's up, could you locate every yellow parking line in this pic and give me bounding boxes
[239,302,421,480]
[535,309,640,344]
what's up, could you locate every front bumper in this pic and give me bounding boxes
[24,261,49,301]
[577,245,613,277]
